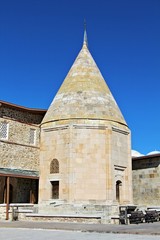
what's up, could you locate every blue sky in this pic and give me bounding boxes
[0,0,160,155]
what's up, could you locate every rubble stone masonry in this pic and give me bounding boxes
[0,104,45,171]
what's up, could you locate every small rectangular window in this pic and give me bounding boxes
[51,181,59,199]
[0,121,9,140]
[29,128,36,145]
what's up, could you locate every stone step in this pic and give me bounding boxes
[25,213,102,223]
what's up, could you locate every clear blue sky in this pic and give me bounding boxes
[0,0,160,155]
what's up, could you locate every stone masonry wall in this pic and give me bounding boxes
[132,157,160,206]
[39,118,132,206]
[0,118,40,170]
[0,105,44,124]
[0,104,42,170]
[111,127,132,204]
[0,141,39,170]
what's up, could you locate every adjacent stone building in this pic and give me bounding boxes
[0,101,45,204]
[132,153,160,206]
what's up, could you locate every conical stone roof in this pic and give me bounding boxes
[42,32,127,125]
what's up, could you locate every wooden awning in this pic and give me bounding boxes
[0,168,39,179]
[0,168,39,220]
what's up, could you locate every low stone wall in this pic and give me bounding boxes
[0,204,12,220]
[33,204,119,224]
[0,203,35,221]
[0,203,119,224]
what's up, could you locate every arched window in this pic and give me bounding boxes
[50,159,59,174]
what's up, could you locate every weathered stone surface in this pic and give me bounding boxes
[0,122,40,171]
[42,43,126,125]
[132,156,160,206]
[0,104,44,124]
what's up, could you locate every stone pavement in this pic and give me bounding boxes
[0,220,160,235]
[0,228,160,240]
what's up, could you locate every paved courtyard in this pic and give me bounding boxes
[1,220,160,235]
[1,220,160,239]
[0,228,160,240]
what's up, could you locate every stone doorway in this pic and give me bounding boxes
[51,181,59,199]
[116,180,122,203]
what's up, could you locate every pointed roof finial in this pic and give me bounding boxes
[83,19,88,47]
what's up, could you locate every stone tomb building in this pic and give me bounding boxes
[0,30,134,220]
[39,32,132,207]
